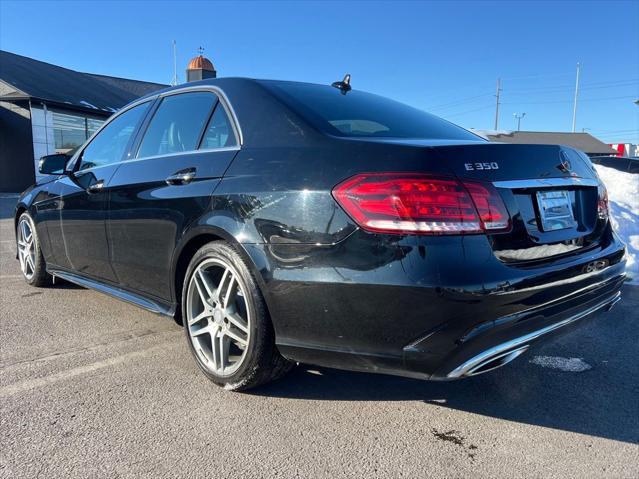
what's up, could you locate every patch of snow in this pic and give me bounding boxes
[471,129,513,139]
[495,243,581,261]
[594,164,638,284]
[530,356,592,372]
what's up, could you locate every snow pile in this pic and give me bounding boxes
[530,356,592,372]
[470,129,513,140]
[495,243,582,262]
[595,164,638,284]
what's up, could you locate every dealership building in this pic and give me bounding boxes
[474,130,617,157]
[0,50,167,192]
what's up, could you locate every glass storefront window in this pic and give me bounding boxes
[87,118,104,137]
[52,111,105,153]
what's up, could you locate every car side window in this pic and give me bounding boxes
[78,102,149,171]
[199,103,237,149]
[137,92,217,158]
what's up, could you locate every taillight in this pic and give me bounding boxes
[463,181,510,230]
[332,173,510,235]
[597,184,609,220]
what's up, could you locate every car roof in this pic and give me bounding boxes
[137,77,334,101]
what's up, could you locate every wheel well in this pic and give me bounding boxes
[173,233,223,325]
[14,206,26,230]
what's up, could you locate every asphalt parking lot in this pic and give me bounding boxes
[1,197,638,478]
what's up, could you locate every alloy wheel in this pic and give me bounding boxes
[17,216,36,280]
[186,258,251,377]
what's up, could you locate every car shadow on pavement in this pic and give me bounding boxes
[257,286,639,445]
[257,360,638,445]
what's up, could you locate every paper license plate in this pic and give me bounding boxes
[536,190,576,231]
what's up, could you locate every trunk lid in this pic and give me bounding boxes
[429,142,595,182]
[429,142,606,264]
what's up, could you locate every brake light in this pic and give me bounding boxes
[463,181,510,230]
[597,184,609,220]
[332,173,510,235]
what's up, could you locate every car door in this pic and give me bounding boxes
[55,101,151,282]
[107,89,240,300]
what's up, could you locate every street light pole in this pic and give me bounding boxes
[513,112,526,131]
[571,62,581,132]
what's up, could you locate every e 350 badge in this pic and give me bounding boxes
[464,162,499,171]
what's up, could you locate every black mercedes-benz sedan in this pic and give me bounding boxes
[15,77,627,390]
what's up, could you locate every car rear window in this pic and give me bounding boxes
[261,81,481,141]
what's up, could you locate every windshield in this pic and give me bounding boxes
[261,80,482,141]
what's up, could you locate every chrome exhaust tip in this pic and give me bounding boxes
[447,345,529,379]
[463,345,530,377]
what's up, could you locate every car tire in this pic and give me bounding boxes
[182,241,293,391]
[16,212,51,287]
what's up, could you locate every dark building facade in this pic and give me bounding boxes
[0,51,166,192]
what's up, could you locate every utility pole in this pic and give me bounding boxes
[571,62,580,132]
[171,40,178,86]
[513,112,526,131]
[494,78,502,130]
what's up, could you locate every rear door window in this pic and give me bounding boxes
[199,103,237,149]
[137,92,217,158]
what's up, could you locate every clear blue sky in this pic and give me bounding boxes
[1,0,637,143]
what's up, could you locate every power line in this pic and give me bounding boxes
[420,78,637,113]
[425,93,493,111]
[500,72,574,81]
[589,128,639,134]
[502,95,636,105]
[600,131,639,138]
[441,104,494,119]
[505,78,638,92]
[506,82,638,96]
[580,78,639,86]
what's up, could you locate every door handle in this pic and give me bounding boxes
[166,168,196,185]
[86,179,105,194]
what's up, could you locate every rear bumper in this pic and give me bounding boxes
[250,226,627,380]
[431,284,622,379]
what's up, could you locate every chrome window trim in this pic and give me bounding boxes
[121,146,241,165]
[493,177,599,189]
[156,85,243,146]
[132,86,242,162]
[69,84,242,171]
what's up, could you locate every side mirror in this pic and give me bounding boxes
[38,153,70,175]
